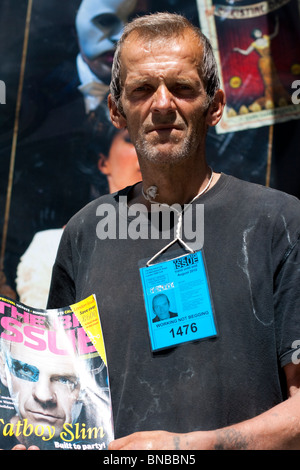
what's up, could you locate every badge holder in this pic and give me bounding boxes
[139,208,218,352]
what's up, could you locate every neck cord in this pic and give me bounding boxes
[142,166,213,205]
[142,167,214,266]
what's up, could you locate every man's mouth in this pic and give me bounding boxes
[147,124,184,133]
[27,410,63,424]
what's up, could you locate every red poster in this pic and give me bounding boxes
[198,0,300,132]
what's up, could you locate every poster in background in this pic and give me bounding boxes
[0,0,300,306]
[197,0,300,133]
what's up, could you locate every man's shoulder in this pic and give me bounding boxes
[223,175,300,241]
[225,173,300,210]
[66,186,132,229]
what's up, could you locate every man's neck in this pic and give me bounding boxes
[129,160,219,208]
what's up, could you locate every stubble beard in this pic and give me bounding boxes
[134,130,198,166]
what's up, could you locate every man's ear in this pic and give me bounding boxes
[108,94,127,129]
[206,90,226,127]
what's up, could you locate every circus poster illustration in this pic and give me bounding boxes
[197,0,300,133]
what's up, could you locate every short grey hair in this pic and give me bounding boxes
[110,12,220,112]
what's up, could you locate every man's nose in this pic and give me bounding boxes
[151,85,175,114]
[33,378,56,404]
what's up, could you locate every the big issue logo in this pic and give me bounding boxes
[0,80,6,104]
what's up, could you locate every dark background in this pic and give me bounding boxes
[0,0,299,296]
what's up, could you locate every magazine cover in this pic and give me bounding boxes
[0,294,114,450]
[197,0,300,133]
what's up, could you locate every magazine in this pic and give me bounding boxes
[0,294,114,450]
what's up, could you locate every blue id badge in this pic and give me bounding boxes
[139,251,217,352]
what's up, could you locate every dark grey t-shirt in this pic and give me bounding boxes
[47,174,300,438]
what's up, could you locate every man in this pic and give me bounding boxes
[152,294,177,323]
[47,13,300,449]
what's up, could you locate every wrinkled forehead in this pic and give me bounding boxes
[122,28,203,59]
[120,30,204,77]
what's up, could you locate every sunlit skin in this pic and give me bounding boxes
[120,36,208,161]
[108,30,225,207]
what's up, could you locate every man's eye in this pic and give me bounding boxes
[21,365,34,375]
[174,84,194,95]
[54,376,79,389]
[17,365,35,378]
[8,358,39,382]
[134,85,151,93]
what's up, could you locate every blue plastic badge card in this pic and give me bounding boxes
[139,251,217,352]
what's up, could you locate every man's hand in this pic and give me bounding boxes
[109,365,300,451]
[108,430,212,450]
[2,444,40,450]
[109,431,185,450]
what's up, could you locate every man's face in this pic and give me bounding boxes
[115,31,211,166]
[76,0,137,82]
[153,295,170,321]
[4,342,81,436]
